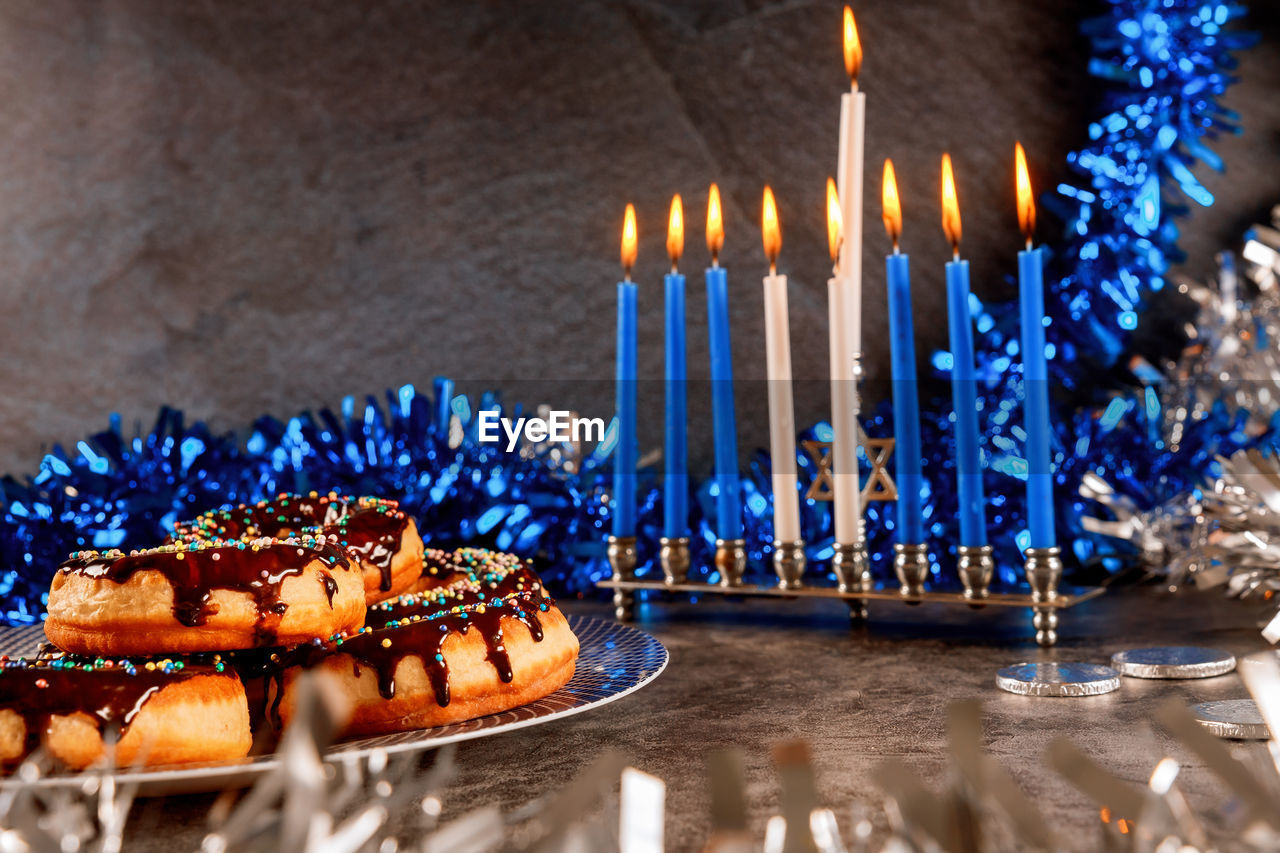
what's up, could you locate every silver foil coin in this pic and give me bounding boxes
[1110,646,1236,680]
[995,662,1121,697]
[1192,699,1271,740]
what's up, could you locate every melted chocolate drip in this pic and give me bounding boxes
[319,572,338,606]
[295,594,548,708]
[177,496,410,591]
[209,648,288,742]
[57,541,351,645]
[336,510,408,591]
[0,663,226,764]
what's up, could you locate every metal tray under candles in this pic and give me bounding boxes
[598,535,1105,647]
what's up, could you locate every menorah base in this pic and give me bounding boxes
[594,578,1104,647]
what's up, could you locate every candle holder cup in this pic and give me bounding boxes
[1024,546,1062,647]
[892,543,929,601]
[607,535,638,621]
[715,539,747,588]
[772,539,807,590]
[658,536,691,586]
[832,539,871,620]
[957,544,994,606]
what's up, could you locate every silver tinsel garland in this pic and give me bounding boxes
[1163,204,1280,450]
[1085,206,1280,640]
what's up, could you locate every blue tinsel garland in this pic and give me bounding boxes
[0,0,1263,623]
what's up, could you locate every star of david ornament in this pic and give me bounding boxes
[802,426,896,503]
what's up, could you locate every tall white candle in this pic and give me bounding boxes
[828,267,859,544]
[761,187,800,543]
[831,6,865,546]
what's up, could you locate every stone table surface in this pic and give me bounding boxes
[121,585,1273,850]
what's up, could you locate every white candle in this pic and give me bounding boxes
[831,6,864,546]
[761,187,800,543]
[828,271,860,546]
[836,8,865,324]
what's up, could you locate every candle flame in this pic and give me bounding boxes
[842,6,861,86]
[825,178,842,265]
[1015,141,1035,247]
[940,153,961,256]
[621,203,637,278]
[667,194,684,270]
[706,183,724,263]
[762,185,781,272]
[882,159,901,250]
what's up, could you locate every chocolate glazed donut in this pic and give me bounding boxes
[174,493,425,605]
[45,535,366,655]
[276,548,579,737]
[0,658,251,770]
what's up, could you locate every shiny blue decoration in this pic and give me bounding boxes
[0,0,1262,623]
[910,0,1258,582]
[706,0,1259,587]
[980,0,1256,575]
[0,387,629,624]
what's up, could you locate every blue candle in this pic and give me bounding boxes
[705,186,742,541]
[706,266,742,540]
[613,204,638,539]
[882,161,923,544]
[663,195,688,538]
[942,154,987,547]
[1016,143,1055,549]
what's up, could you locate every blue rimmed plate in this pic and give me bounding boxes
[0,613,666,794]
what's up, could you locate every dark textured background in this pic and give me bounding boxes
[0,0,1276,476]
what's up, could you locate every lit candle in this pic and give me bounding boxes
[882,161,923,544]
[663,195,688,539]
[827,184,860,547]
[1015,143,1055,549]
[761,186,800,544]
[705,185,743,542]
[941,154,987,547]
[836,5,865,332]
[613,203,639,539]
[832,5,866,549]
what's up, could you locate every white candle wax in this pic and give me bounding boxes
[831,86,865,546]
[828,273,860,545]
[837,88,866,355]
[763,272,801,543]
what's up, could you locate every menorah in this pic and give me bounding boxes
[597,433,1104,647]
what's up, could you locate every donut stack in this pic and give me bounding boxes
[0,493,578,771]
